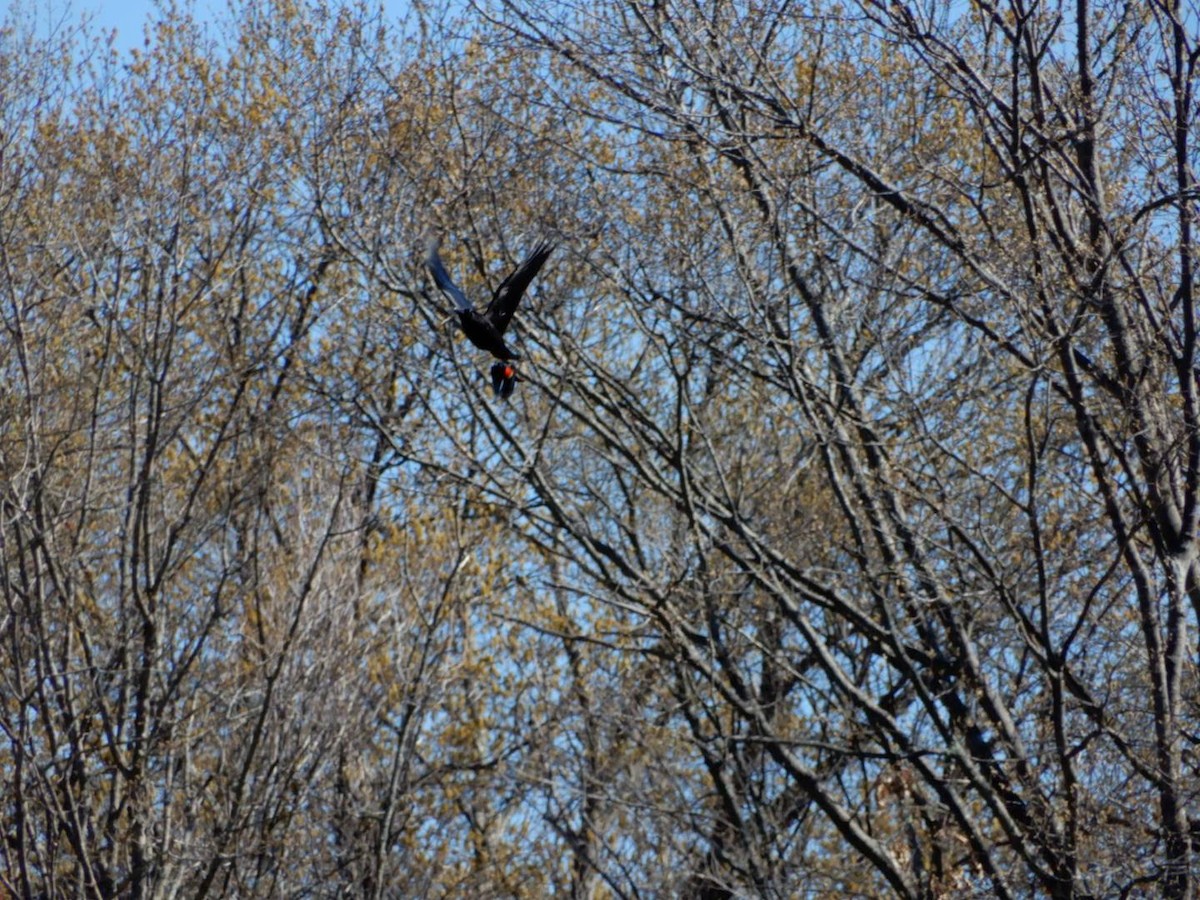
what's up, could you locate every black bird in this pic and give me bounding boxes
[427,237,555,373]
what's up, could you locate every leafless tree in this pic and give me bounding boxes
[4,0,1199,896]
[448,0,1200,895]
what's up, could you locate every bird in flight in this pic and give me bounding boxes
[427,237,555,397]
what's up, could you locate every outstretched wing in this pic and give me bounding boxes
[484,240,555,334]
[426,237,473,312]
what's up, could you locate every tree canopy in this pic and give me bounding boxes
[2,0,1199,896]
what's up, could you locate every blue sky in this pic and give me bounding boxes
[5,1,414,54]
[1,1,221,52]
[81,0,178,48]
